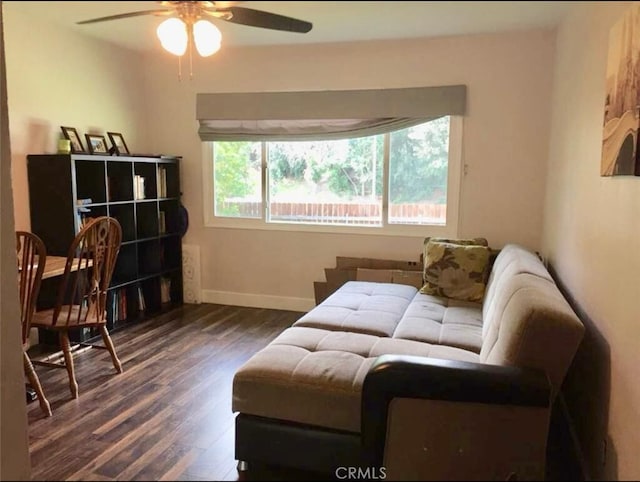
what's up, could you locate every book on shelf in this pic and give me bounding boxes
[133,175,146,200]
[159,211,166,235]
[76,198,93,205]
[137,285,146,312]
[120,289,127,320]
[160,277,172,304]
[111,288,128,322]
[157,166,168,198]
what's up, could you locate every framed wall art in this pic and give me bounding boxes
[601,4,640,176]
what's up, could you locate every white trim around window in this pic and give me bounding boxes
[202,116,463,238]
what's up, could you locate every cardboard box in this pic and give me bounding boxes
[314,255,424,306]
[356,268,424,289]
[336,256,423,271]
[356,268,395,283]
[324,268,357,292]
[314,281,330,305]
[391,270,424,289]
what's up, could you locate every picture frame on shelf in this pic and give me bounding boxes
[60,126,85,153]
[107,132,130,156]
[85,134,109,154]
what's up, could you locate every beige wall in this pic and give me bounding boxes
[143,29,556,307]
[1,8,148,475]
[0,2,31,478]
[3,4,149,231]
[542,2,639,479]
[3,3,637,478]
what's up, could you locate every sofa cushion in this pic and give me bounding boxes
[232,327,479,433]
[482,244,554,339]
[294,281,417,337]
[479,274,584,396]
[393,293,483,353]
[420,241,491,302]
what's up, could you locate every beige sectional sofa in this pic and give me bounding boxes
[232,244,585,480]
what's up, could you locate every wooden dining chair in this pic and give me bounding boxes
[16,231,52,417]
[31,216,123,399]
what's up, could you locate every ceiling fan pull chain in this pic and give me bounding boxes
[189,30,194,80]
[178,55,182,82]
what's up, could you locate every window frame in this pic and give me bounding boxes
[202,116,463,237]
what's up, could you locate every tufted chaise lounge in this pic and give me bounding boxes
[232,244,585,480]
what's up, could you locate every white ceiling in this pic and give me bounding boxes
[7,1,573,52]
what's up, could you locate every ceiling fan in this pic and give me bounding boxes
[76,1,313,35]
[77,1,312,78]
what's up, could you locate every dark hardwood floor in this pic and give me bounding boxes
[25,303,305,481]
[26,302,578,481]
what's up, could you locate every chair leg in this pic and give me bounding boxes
[23,351,52,417]
[100,325,123,374]
[59,332,78,399]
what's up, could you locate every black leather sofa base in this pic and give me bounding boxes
[235,414,362,475]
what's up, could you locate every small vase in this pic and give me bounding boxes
[58,139,71,154]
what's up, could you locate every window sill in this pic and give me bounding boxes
[204,217,457,238]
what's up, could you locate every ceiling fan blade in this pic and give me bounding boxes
[76,10,172,25]
[219,7,312,33]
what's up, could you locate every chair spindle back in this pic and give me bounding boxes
[52,217,122,327]
[16,231,47,344]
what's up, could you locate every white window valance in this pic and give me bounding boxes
[196,85,466,141]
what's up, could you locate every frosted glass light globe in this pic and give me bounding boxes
[157,18,188,56]
[193,20,221,57]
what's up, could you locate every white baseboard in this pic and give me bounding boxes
[201,290,315,313]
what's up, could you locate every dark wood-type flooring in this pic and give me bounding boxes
[26,303,580,481]
[26,303,313,481]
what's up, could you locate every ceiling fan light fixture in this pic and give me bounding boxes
[157,17,188,56]
[193,20,222,57]
[78,2,313,79]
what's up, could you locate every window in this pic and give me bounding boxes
[213,141,262,219]
[204,116,462,236]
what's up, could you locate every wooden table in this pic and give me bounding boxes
[41,256,91,279]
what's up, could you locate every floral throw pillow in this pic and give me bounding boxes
[420,241,491,302]
[422,237,488,284]
[422,236,488,251]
